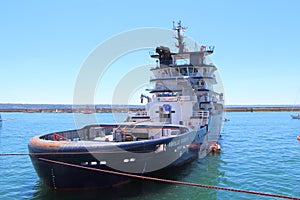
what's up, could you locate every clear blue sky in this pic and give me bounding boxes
[1,0,299,105]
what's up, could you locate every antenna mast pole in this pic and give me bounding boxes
[173,20,186,53]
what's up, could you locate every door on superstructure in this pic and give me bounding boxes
[159,104,172,123]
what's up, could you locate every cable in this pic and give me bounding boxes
[39,157,300,200]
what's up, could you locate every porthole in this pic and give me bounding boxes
[100,161,107,165]
[91,161,97,165]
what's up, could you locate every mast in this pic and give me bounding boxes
[173,20,186,53]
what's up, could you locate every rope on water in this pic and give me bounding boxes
[1,153,299,199]
[39,157,300,200]
[1,153,30,156]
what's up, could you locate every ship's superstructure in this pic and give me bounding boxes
[131,21,224,153]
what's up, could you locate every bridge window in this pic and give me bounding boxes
[176,59,189,65]
[173,54,190,66]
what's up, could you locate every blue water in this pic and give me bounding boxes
[0,112,300,199]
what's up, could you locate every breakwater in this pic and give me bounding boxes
[0,105,300,113]
[225,106,300,112]
[0,104,143,113]
[0,108,140,113]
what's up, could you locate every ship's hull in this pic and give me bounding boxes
[28,126,207,189]
[291,114,300,119]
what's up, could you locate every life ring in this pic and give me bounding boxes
[297,135,300,141]
[54,134,59,141]
[54,133,66,141]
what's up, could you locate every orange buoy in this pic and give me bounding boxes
[297,135,300,141]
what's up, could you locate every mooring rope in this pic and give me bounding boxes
[38,157,299,200]
[1,153,299,199]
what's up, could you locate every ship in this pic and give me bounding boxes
[291,113,300,119]
[28,21,224,189]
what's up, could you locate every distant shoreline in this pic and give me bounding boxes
[224,106,300,112]
[0,105,300,113]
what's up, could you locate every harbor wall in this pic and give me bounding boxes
[224,106,300,112]
[0,108,138,113]
[1,105,300,113]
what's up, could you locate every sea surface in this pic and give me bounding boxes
[0,112,300,199]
